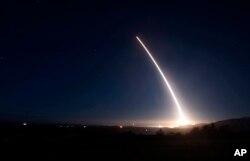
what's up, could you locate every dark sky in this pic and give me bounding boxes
[1,1,250,125]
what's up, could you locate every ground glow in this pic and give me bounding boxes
[136,36,190,126]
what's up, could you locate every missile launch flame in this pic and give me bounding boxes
[136,36,189,126]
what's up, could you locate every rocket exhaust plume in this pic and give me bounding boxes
[136,36,189,125]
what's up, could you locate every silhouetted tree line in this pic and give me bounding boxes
[154,124,250,139]
[187,124,234,139]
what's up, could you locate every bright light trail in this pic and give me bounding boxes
[136,36,189,125]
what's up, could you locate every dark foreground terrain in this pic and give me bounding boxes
[1,118,250,161]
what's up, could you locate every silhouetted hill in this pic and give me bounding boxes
[213,117,250,132]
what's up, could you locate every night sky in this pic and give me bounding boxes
[1,1,250,125]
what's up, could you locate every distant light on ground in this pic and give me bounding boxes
[22,122,27,126]
[168,125,178,128]
[83,125,87,128]
[119,125,123,129]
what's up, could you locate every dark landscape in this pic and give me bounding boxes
[1,117,250,160]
